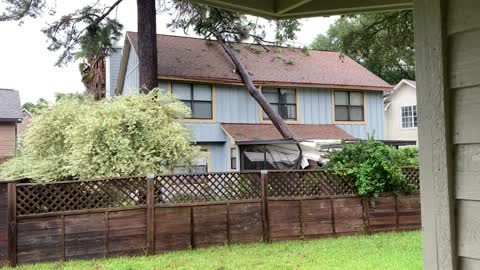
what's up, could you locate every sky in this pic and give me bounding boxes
[0,1,337,104]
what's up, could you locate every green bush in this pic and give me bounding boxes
[0,90,201,182]
[396,146,419,166]
[325,137,416,199]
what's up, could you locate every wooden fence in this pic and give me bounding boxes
[0,167,421,267]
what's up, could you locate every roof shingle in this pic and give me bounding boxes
[221,123,354,142]
[126,33,392,90]
[0,89,22,122]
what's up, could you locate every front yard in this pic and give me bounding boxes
[4,231,422,270]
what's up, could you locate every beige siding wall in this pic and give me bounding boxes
[384,84,418,141]
[449,0,480,268]
[0,123,16,158]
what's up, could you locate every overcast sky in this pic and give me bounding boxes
[0,1,337,104]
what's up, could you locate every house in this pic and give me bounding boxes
[181,1,478,269]
[17,109,32,139]
[110,33,392,172]
[0,89,22,163]
[384,79,418,143]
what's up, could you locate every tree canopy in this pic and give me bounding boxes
[310,11,414,85]
[1,91,201,181]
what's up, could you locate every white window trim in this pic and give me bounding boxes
[400,104,418,130]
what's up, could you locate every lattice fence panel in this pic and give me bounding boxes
[155,172,261,204]
[268,170,357,198]
[16,176,147,216]
[402,167,420,190]
[268,170,356,197]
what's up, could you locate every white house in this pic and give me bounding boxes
[384,79,417,143]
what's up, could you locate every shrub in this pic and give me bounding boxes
[0,90,201,182]
[325,137,416,199]
[395,146,419,166]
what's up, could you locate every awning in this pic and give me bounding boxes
[221,123,354,143]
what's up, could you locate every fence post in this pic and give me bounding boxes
[7,182,17,267]
[260,170,270,243]
[146,174,156,256]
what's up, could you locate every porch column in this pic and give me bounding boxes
[414,0,456,269]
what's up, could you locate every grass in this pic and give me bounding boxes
[3,231,422,270]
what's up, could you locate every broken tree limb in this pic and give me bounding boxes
[215,35,297,140]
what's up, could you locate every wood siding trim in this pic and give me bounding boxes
[414,0,456,269]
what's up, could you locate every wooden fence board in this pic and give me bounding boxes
[228,202,263,243]
[301,199,334,238]
[193,205,228,248]
[0,183,7,266]
[108,209,146,257]
[64,213,106,260]
[367,195,397,232]
[333,197,364,235]
[154,207,191,252]
[16,217,63,264]
[269,201,301,241]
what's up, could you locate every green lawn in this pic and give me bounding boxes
[3,231,422,270]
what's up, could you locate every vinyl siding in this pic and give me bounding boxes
[298,88,384,139]
[105,46,123,98]
[216,84,260,123]
[384,84,418,141]
[121,47,140,95]
[448,0,480,267]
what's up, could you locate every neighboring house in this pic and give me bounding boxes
[17,109,32,139]
[110,33,392,172]
[0,89,22,163]
[384,79,418,143]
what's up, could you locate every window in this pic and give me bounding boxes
[262,88,297,120]
[172,82,212,119]
[334,91,364,121]
[230,147,237,170]
[401,105,418,128]
[173,147,209,173]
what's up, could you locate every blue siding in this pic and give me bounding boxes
[337,91,384,140]
[210,143,229,172]
[183,123,227,142]
[105,46,123,98]
[216,84,260,123]
[299,88,332,124]
[122,47,139,95]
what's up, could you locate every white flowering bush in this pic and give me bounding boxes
[0,90,200,181]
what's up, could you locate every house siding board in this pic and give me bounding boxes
[183,123,227,143]
[106,47,123,98]
[299,88,332,124]
[337,91,384,140]
[122,47,140,95]
[216,84,260,123]
[447,0,480,267]
[211,143,229,172]
[0,123,15,158]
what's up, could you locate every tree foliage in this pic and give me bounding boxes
[22,98,49,115]
[0,90,201,181]
[325,137,417,199]
[310,11,414,84]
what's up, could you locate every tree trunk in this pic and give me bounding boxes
[215,36,297,140]
[137,0,158,92]
[81,56,106,100]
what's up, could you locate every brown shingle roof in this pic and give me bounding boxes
[221,123,354,142]
[126,32,392,90]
